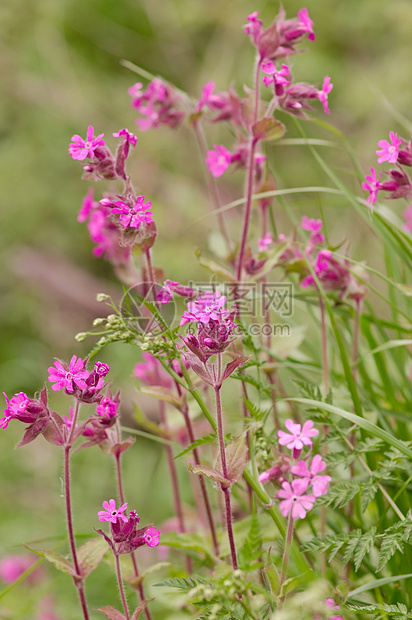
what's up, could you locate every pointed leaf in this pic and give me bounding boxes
[78,537,109,579]
[132,599,155,620]
[139,386,183,410]
[195,248,236,281]
[252,117,285,142]
[108,436,136,457]
[183,351,214,386]
[221,356,251,382]
[30,549,77,576]
[15,418,48,449]
[188,462,229,487]
[96,606,126,620]
[216,431,249,485]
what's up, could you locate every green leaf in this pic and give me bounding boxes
[78,537,108,579]
[194,248,235,281]
[139,385,183,410]
[174,433,217,460]
[348,573,412,599]
[38,549,77,577]
[354,528,377,572]
[238,512,263,572]
[252,117,285,141]
[188,462,228,487]
[154,576,212,590]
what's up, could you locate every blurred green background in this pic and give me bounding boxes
[1,0,412,617]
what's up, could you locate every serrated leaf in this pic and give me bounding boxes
[78,537,108,579]
[216,431,249,485]
[354,528,377,571]
[174,433,217,460]
[188,462,229,487]
[96,606,126,620]
[252,117,285,141]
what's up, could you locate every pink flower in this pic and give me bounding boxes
[291,454,331,497]
[157,279,180,304]
[180,291,228,325]
[112,128,138,148]
[262,62,291,94]
[196,81,230,112]
[297,8,315,41]
[376,131,402,164]
[277,478,316,519]
[94,361,110,377]
[258,233,273,252]
[244,11,263,45]
[205,145,232,177]
[98,499,128,524]
[143,526,160,547]
[0,555,37,584]
[134,352,172,389]
[96,397,118,421]
[78,188,97,223]
[68,125,105,161]
[111,196,154,228]
[278,419,319,452]
[48,355,89,392]
[317,76,333,114]
[361,167,382,207]
[301,216,324,248]
[404,205,412,232]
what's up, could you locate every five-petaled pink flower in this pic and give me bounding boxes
[68,126,105,161]
[262,62,291,92]
[291,454,331,497]
[111,197,154,229]
[180,291,228,325]
[48,355,89,392]
[278,419,319,453]
[317,76,333,114]
[297,8,315,41]
[1,392,30,429]
[376,131,402,164]
[362,167,382,207]
[258,232,273,252]
[143,526,160,547]
[96,398,118,421]
[205,145,232,177]
[98,499,128,524]
[277,478,316,519]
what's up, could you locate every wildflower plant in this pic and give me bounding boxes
[3,3,412,620]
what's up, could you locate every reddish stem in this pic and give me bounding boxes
[63,446,90,620]
[214,381,238,570]
[115,552,131,620]
[114,449,152,620]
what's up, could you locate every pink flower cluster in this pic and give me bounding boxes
[205,143,266,178]
[362,131,412,216]
[259,419,331,520]
[97,500,160,552]
[129,79,184,131]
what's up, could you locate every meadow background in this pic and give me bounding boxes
[1,0,412,617]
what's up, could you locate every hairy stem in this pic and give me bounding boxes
[115,553,131,620]
[278,512,295,606]
[63,446,90,620]
[175,381,219,556]
[114,450,152,620]
[214,372,238,570]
